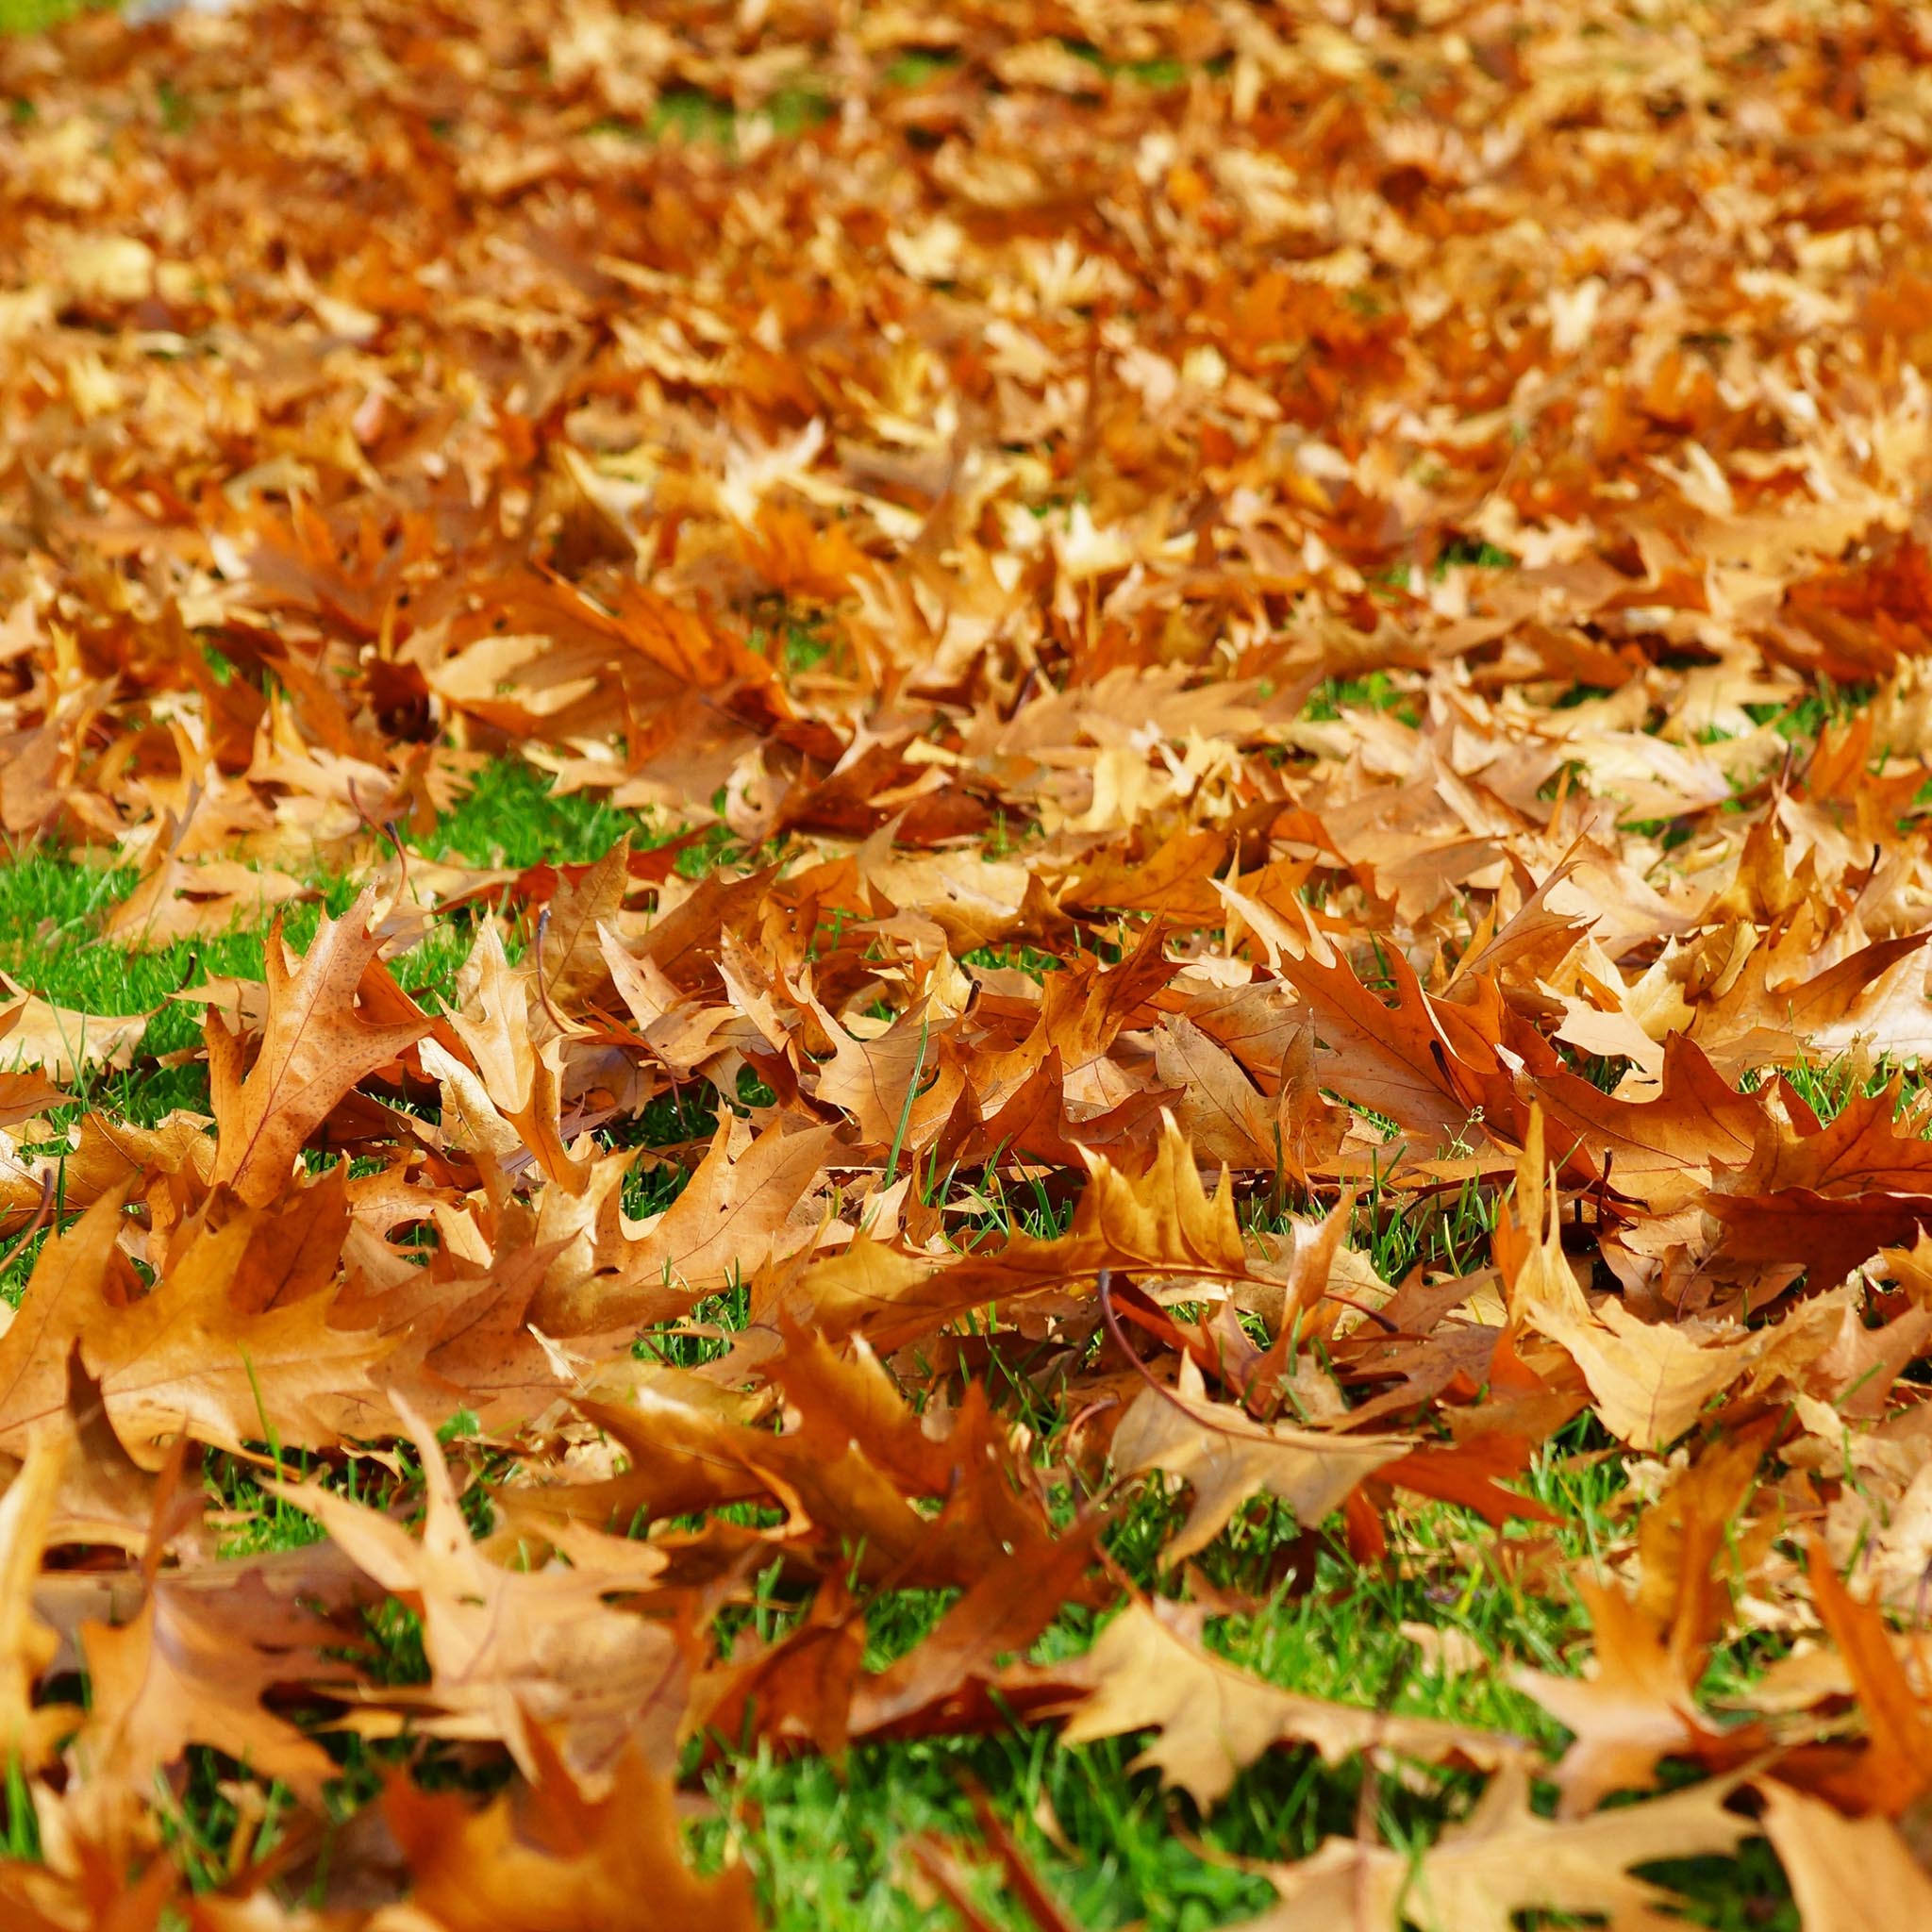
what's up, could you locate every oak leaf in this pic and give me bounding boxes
[383,1725,758,1932]
[1058,1598,1518,1806]
[208,887,428,1207]
[771,1112,1257,1353]
[1757,1780,1932,1932]
[0,1436,75,1767]
[1250,1762,1748,1931]
[531,1116,835,1337]
[69,1557,351,1804]
[1503,1118,1837,1449]
[0,982,147,1086]
[534,835,629,1016]
[86,1206,399,1465]
[1108,1355,1407,1561]
[270,1400,683,1791]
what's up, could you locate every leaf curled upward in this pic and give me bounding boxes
[208,886,428,1207]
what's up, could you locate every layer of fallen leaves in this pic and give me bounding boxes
[7,0,1932,1924]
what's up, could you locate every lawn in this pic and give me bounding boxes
[0,2,1928,1929]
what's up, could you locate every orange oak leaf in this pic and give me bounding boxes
[1108,1355,1408,1562]
[270,1399,683,1791]
[208,887,428,1208]
[383,1725,758,1932]
[1757,1780,1932,1931]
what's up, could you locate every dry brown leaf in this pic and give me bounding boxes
[271,1399,683,1791]
[1249,1763,1749,1931]
[208,888,428,1207]
[0,984,148,1086]
[0,1436,76,1766]
[1107,1356,1407,1563]
[1057,1598,1519,1807]
[383,1726,758,1932]
[1757,1780,1932,1931]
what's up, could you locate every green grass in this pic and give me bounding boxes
[0,766,714,1097]
[0,0,103,33]
[0,1,1833,1917]
[1301,670,1420,725]
[587,84,831,149]
[424,759,658,871]
[0,753,1817,1927]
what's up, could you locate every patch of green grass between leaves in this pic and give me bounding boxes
[0,754,1812,1928]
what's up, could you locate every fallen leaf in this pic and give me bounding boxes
[208,888,428,1207]
[1058,1598,1519,1806]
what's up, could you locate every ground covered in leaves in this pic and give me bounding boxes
[3,0,1932,1926]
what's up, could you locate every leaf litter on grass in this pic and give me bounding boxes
[3,0,1932,1925]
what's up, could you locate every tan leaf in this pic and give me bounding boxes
[0,983,148,1085]
[383,1726,758,1932]
[1251,1763,1748,1931]
[208,887,428,1207]
[531,1117,835,1336]
[85,1206,399,1466]
[1757,1780,1932,1931]
[270,1398,682,1791]
[1108,1355,1406,1561]
[537,836,630,1015]
[70,1559,348,1804]
[0,1436,75,1766]
[1058,1599,1517,1806]
[771,1112,1258,1353]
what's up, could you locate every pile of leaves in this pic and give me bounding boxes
[5,0,1932,1924]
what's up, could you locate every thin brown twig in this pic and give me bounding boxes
[1095,1266,1274,1441]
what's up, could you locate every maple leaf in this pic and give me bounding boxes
[208,886,428,1208]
